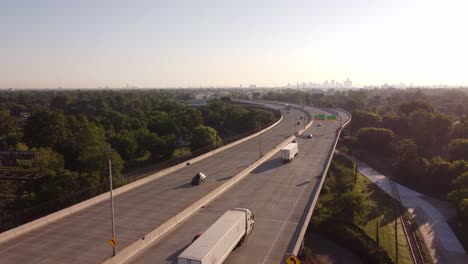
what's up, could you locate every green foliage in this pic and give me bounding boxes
[35,148,65,174]
[191,125,222,151]
[451,120,468,139]
[396,139,418,163]
[0,110,18,137]
[399,100,434,116]
[357,127,395,151]
[312,155,396,263]
[453,171,468,188]
[351,110,382,132]
[109,131,138,160]
[448,138,468,161]
[77,145,124,180]
[381,114,408,136]
[23,110,70,148]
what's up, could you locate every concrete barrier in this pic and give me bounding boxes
[102,110,315,264]
[0,108,284,244]
[291,109,352,256]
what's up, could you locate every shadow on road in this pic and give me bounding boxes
[217,176,233,181]
[167,243,191,263]
[252,157,284,174]
[173,182,193,189]
[296,180,310,187]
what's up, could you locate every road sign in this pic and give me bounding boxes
[327,114,337,120]
[108,238,118,248]
[0,150,37,172]
[286,255,301,264]
[314,114,325,120]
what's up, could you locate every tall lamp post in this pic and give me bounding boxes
[108,152,116,256]
[258,121,262,158]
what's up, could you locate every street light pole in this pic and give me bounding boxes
[109,157,116,256]
[294,108,297,135]
[258,121,262,158]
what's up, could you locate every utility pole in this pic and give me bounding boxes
[294,108,297,135]
[258,121,262,158]
[109,157,116,256]
[395,213,399,263]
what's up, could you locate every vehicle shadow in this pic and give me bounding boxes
[167,244,191,263]
[173,182,193,189]
[296,180,310,187]
[217,176,233,181]
[252,157,284,174]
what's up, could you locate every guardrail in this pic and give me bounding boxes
[389,178,425,264]
[290,108,352,257]
[0,106,284,244]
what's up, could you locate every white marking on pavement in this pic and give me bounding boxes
[261,142,326,264]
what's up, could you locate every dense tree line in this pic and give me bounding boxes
[0,90,278,231]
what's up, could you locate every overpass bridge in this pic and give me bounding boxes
[0,101,350,264]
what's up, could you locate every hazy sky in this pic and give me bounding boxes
[1,0,467,88]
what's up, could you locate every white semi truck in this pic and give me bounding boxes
[281,142,299,162]
[178,208,255,264]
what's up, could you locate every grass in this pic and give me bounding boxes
[356,172,413,264]
[173,147,191,157]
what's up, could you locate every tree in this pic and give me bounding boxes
[23,110,70,148]
[35,148,65,174]
[34,169,80,202]
[399,100,434,116]
[425,157,453,194]
[0,110,18,137]
[407,110,434,151]
[397,139,419,163]
[110,131,138,161]
[356,127,394,151]
[448,138,468,161]
[350,110,381,132]
[451,120,468,140]
[191,125,222,151]
[381,113,409,136]
[50,94,73,111]
[453,171,468,189]
[77,145,124,181]
[431,112,452,148]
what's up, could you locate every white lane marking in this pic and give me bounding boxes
[261,150,326,264]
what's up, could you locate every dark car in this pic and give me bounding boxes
[191,172,206,185]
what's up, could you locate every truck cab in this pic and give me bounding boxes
[232,208,255,236]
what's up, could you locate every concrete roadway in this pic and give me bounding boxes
[0,103,306,264]
[130,108,349,264]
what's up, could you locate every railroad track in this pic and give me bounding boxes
[389,179,425,264]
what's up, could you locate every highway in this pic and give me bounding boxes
[0,103,308,264]
[129,107,349,264]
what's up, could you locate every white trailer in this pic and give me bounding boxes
[178,208,255,264]
[281,142,299,162]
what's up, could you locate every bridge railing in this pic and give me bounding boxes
[289,108,352,257]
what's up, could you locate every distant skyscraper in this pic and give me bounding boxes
[331,80,336,87]
[323,80,330,88]
[344,78,352,88]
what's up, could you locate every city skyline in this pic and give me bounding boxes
[1,0,468,89]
